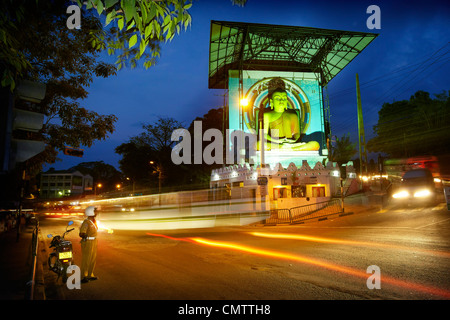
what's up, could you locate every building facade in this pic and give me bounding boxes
[210,160,359,211]
[39,169,93,199]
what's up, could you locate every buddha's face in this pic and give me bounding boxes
[270,91,288,113]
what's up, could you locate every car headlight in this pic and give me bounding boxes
[393,190,409,199]
[414,189,431,198]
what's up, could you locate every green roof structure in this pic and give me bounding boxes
[208,20,378,89]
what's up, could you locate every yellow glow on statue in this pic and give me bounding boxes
[260,78,319,151]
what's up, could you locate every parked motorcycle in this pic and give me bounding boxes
[47,221,75,283]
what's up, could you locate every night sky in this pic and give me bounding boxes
[45,0,450,171]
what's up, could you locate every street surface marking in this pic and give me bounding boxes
[415,217,450,229]
[432,203,446,211]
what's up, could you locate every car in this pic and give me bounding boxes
[391,169,436,205]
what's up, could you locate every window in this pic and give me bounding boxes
[273,187,287,199]
[72,176,82,186]
[292,185,306,198]
[312,186,326,197]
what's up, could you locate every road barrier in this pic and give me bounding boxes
[25,218,39,300]
[265,198,343,225]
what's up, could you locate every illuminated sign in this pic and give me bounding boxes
[228,70,326,167]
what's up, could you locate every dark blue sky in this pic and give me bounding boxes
[46,0,450,171]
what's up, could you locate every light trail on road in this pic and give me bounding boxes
[146,232,450,299]
[248,232,450,259]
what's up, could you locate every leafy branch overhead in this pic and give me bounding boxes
[77,0,194,70]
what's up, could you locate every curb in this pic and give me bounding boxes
[33,231,46,300]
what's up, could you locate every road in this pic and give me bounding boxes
[37,200,450,301]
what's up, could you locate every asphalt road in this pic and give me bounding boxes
[37,201,450,301]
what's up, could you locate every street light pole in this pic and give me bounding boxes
[150,161,162,206]
[126,177,135,196]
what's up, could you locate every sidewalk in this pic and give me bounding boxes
[0,223,38,300]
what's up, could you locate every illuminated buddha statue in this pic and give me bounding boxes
[261,78,320,151]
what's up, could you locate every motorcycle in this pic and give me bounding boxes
[47,221,75,283]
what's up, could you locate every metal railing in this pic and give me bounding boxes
[265,199,343,225]
[25,218,39,300]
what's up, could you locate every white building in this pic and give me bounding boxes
[39,169,93,199]
[210,160,359,210]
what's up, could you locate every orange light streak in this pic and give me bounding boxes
[249,232,450,259]
[190,237,374,278]
[145,232,450,298]
[190,237,450,299]
[146,232,195,243]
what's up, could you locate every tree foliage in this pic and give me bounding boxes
[4,1,119,173]
[69,161,123,191]
[329,133,357,165]
[2,0,249,89]
[184,107,224,185]
[115,116,184,189]
[1,0,247,177]
[0,0,192,89]
[115,109,225,190]
[77,0,194,71]
[367,90,450,158]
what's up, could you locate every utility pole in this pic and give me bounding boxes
[356,73,368,178]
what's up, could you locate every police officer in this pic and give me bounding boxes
[79,206,98,283]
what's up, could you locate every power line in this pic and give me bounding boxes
[329,43,450,136]
[329,42,450,101]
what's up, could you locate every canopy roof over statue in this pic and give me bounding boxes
[208,20,378,89]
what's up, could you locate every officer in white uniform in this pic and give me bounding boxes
[79,206,98,283]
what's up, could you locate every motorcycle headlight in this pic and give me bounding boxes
[414,189,431,198]
[393,190,409,199]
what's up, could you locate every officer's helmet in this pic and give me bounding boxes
[85,206,97,217]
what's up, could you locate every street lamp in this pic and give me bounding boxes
[149,161,162,194]
[126,177,135,196]
[241,94,266,212]
[149,161,163,206]
[95,183,102,195]
[240,97,249,107]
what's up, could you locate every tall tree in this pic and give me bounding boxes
[330,134,357,165]
[367,90,450,158]
[185,108,224,185]
[69,161,123,192]
[115,140,155,187]
[115,116,185,189]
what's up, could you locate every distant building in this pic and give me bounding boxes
[39,169,93,199]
